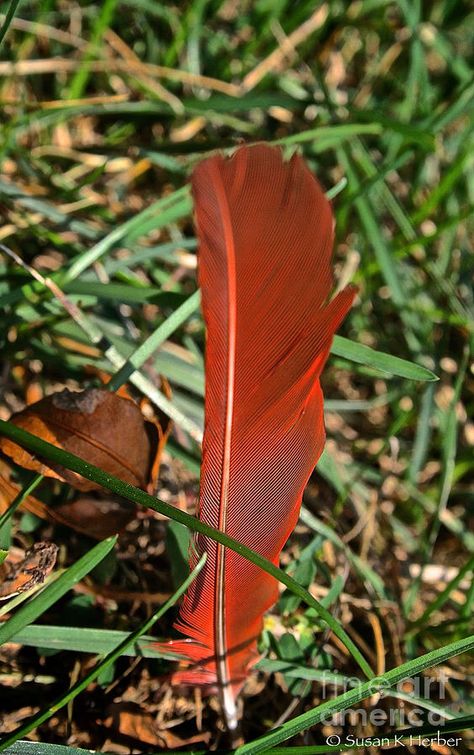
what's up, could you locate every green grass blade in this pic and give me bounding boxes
[0,0,22,47]
[0,537,117,647]
[108,289,201,390]
[67,0,119,99]
[331,336,438,381]
[62,187,192,284]
[0,473,43,549]
[0,419,374,681]
[235,635,474,753]
[408,382,436,483]
[300,506,386,599]
[336,148,407,308]
[10,272,203,441]
[268,715,474,752]
[0,554,206,750]
[0,190,192,308]
[409,554,474,631]
[8,625,165,657]
[3,715,473,755]
[2,746,92,755]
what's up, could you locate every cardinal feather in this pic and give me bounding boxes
[166,144,355,729]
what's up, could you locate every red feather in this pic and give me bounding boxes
[166,144,355,728]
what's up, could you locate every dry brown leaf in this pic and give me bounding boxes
[106,703,210,748]
[0,388,168,493]
[0,461,134,538]
[51,496,136,540]
[0,542,58,599]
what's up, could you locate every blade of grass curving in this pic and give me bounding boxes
[271,119,433,153]
[0,420,374,680]
[107,289,201,391]
[274,124,387,148]
[0,537,117,647]
[256,661,460,721]
[63,280,164,304]
[0,554,206,750]
[235,635,474,753]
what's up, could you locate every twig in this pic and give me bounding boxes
[104,28,184,113]
[0,57,240,97]
[240,4,329,92]
[0,13,88,49]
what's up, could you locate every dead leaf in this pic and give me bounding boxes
[0,388,168,493]
[106,703,210,748]
[52,496,136,539]
[0,465,135,539]
[0,705,41,733]
[0,542,58,599]
[74,581,170,603]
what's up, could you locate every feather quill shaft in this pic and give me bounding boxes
[166,144,355,729]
